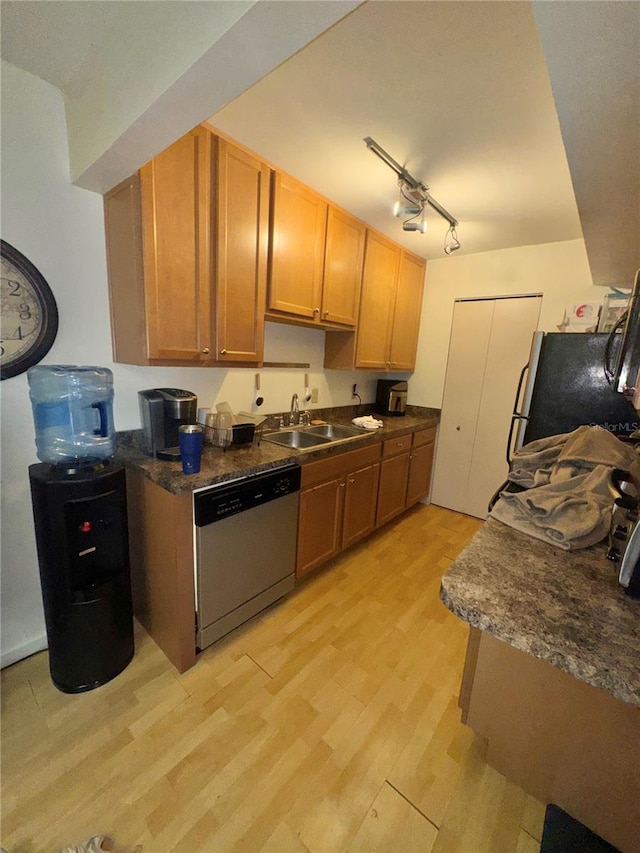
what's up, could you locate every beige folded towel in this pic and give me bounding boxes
[491,426,639,550]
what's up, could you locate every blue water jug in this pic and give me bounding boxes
[28,365,116,466]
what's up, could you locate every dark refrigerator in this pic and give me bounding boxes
[510,332,638,455]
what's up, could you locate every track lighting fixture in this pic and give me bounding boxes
[403,220,427,234]
[364,136,460,254]
[393,202,421,218]
[444,225,461,254]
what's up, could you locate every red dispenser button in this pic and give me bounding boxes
[80,521,92,533]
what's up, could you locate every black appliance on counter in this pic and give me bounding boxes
[375,379,407,416]
[507,332,638,459]
[138,387,197,460]
[29,462,134,693]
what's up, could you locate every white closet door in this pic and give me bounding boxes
[430,299,494,513]
[431,295,541,519]
[464,296,542,518]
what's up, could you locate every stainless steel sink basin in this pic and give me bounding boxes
[262,422,365,450]
[306,423,363,440]
[262,430,331,449]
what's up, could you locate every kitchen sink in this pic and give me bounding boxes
[262,430,331,449]
[306,423,363,440]
[263,422,365,450]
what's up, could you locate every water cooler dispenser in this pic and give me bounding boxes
[27,365,134,693]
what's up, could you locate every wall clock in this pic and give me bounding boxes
[1,240,59,380]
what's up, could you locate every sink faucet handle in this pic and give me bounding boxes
[300,411,310,426]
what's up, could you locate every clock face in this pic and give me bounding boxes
[0,241,58,380]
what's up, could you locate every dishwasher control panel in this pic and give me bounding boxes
[194,464,301,527]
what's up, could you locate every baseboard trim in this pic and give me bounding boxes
[1,633,47,669]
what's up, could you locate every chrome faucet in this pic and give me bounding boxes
[289,393,299,426]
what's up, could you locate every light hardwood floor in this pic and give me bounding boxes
[1,504,545,853]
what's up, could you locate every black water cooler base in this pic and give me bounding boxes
[29,462,134,693]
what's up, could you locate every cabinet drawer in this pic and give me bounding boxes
[412,426,437,449]
[301,443,381,489]
[382,434,412,458]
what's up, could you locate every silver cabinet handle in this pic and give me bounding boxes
[219,349,227,356]
[202,347,210,354]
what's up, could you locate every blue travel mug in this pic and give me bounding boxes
[178,424,204,474]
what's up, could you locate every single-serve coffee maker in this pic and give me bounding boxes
[138,388,197,460]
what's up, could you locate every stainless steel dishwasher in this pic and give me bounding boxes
[194,463,301,651]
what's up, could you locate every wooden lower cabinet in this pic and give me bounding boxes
[296,444,381,577]
[376,451,411,526]
[297,476,345,578]
[342,461,381,549]
[376,434,412,526]
[377,427,437,526]
[406,427,437,506]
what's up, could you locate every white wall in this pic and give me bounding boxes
[0,62,377,668]
[410,239,605,408]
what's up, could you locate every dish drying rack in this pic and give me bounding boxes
[205,421,263,451]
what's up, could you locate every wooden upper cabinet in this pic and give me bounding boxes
[388,251,426,370]
[355,231,400,369]
[139,126,212,362]
[104,126,268,366]
[321,207,365,327]
[268,173,327,321]
[215,139,269,363]
[324,236,426,372]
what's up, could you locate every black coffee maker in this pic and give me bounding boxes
[375,380,407,416]
[138,388,197,459]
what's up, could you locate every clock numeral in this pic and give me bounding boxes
[18,303,31,320]
[7,280,21,296]
[6,326,24,341]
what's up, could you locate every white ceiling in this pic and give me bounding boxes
[1,0,638,285]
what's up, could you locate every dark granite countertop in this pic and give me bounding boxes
[440,517,640,706]
[116,405,439,496]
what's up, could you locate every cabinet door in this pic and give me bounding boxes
[406,441,436,507]
[139,127,212,361]
[268,173,327,321]
[296,477,345,577]
[355,231,400,369]
[376,452,410,527]
[215,139,269,363]
[388,251,426,371]
[322,206,365,327]
[342,462,380,549]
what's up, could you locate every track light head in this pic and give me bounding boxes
[393,201,422,218]
[403,220,428,234]
[444,225,461,254]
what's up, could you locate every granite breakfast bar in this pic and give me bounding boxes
[441,517,640,852]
